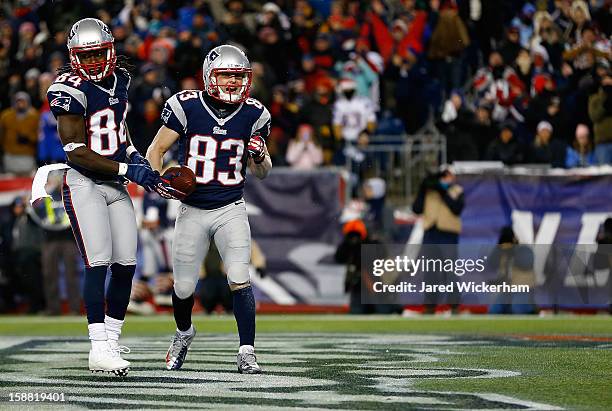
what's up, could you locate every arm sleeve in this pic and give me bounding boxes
[47,83,87,117]
[161,95,186,135]
[250,106,271,139]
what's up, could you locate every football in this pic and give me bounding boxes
[162,165,196,196]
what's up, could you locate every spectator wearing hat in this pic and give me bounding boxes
[485,122,525,165]
[334,51,378,102]
[335,219,388,314]
[527,121,567,167]
[333,78,376,146]
[589,71,612,164]
[0,91,39,175]
[566,124,596,168]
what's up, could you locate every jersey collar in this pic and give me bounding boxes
[90,73,117,96]
[199,92,243,126]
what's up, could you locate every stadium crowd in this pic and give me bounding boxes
[0,0,611,174]
[0,0,611,314]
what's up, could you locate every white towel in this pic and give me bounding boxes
[30,163,71,205]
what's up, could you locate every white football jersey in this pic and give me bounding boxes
[333,96,376,142]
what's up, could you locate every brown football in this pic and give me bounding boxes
[162,165,196,195]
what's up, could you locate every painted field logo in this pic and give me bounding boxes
[0,335,561,410]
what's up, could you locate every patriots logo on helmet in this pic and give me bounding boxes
[209,50,220,62]
[50,95,72,112]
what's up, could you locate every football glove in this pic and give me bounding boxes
[154,178,187,201]
[125,164,159,192]
[248,134,266,164]
[128,151,152,169]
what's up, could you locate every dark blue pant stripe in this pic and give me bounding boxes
[62,173,90,267]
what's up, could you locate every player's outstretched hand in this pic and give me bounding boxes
[125,164,159,191]
[128,151,152,169]
[248,134,266,163]
[154,179,187,201]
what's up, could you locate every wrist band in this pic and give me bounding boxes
[126,145,138,158]
[118,163,128,176]
[63,142,86,152]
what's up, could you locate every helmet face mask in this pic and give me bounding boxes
[209,67,252,103]
[68,18,116,82]
[203,45,252,104]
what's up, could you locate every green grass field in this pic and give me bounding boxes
[0,314,611,410]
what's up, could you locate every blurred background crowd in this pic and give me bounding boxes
[0,0,611,314]
[0,0,611,174]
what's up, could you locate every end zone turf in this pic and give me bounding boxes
[0,315,610,410]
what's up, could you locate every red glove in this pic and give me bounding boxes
[154,179,186,201]
[248,134,266,164]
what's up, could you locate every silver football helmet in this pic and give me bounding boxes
[202,45,252,104]
[67,18,116,82]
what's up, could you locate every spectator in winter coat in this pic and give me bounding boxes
[485,122,524,165]
[0,92,39,175]
[526,121,567,167]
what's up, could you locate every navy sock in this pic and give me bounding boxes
[106,264,136,320]
[83,266,108,324]
[232,286,255,346]
[172,290,194,332]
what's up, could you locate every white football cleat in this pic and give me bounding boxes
[166,327,196,370]
[237,345,262,374]
[89,340,130,376]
